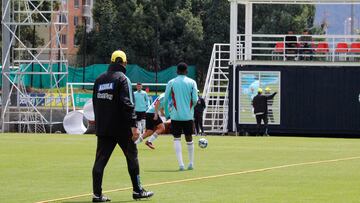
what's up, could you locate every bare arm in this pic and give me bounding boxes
[153,99,160,120]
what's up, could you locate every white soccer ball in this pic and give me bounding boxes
[198,138,208,148]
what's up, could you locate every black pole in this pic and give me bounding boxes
[57,33,61,88]
[155,10,160,96]
[82,18,87,89]
[155,58,158,95]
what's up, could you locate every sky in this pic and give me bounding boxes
[315,4,360,34]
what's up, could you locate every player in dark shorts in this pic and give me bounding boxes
[134,83,150,133]
[135,111,146,124]
[134,93,169,149]
[164,63,199,171]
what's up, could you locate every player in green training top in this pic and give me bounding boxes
[164,62,198,171]
[134,93,170,149]
[134,83,150,133]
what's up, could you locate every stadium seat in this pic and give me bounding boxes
[315,42,329,53]
[335,42,348,53]
[315,42,330,61]
[349,42,360,53]
[272,42,284,60]
[274,42,284,53]
[349,42,360,61]
[334,42,348,61]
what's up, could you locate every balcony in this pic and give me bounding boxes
[82,4,91,18]
[234,34,360,66]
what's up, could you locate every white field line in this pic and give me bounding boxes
[35,156,360,203]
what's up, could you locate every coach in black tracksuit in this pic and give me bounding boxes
[194,93,206,135]
[92,50,153,202]
[252,88,277,136]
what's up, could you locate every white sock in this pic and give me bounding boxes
[137,121,142,132]
[141,119,146,133]
[174,138,184,167]
[148,132,158,143]
[187,141,194,166]
[134,135,143,144]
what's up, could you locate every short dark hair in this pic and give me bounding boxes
[177,62,188,73]
[137,82,142,85]
[114,57,124,64]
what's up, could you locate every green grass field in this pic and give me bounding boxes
[1,134,360,203]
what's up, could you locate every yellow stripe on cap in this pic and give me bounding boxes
[111,50,127,63]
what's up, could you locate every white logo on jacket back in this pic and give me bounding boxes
[98,83,114,91]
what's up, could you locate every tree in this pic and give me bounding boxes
[249,4,317,34]
[78,0,320,86]
[158,2,204,68]
[199,0,230,86]
[91,0,118,63]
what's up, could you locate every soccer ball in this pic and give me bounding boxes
[198,138,208,148]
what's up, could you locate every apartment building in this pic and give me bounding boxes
[51,0,94,65]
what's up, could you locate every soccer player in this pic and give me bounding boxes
[134,93,167,149]
[134,83,150,133]
[164,62,198,171]
[92,50,153,202]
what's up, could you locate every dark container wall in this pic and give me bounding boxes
[234,65,360,136]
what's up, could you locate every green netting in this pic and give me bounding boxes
[0,64,196,90]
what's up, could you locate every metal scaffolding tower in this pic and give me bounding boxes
[1,0,68,133]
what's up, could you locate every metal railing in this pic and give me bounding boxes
[202,44,230,134]
[237,34,360,62]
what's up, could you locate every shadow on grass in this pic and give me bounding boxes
[64,200,137,203]
[145,169,188,173]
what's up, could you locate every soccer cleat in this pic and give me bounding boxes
[92,194,111,202]
[132,189,154,200]
[145,140,155,149]
[187,164,194,170]
[179,165,185,171]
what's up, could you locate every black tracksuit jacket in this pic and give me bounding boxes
[252,92,277,115]
[92,63,136,137]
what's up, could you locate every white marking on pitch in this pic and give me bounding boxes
[35,156,360,203]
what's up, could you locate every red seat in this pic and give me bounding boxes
[274,42,284,53]
[349,42,360,53]
[335,42,348,53]
[315,42,329,53]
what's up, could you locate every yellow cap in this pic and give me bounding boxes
[258,88,263,93]
[265,87,271,91]
[111,50,127,63]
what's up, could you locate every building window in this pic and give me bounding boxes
[238,71,281,125]
[60,34,67,45]
[83,17,90,25]
[86,17,90,26]
[74,0,79,8]
[59,14,67,23]
[74,16,79,27]
[83,0,90,6]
